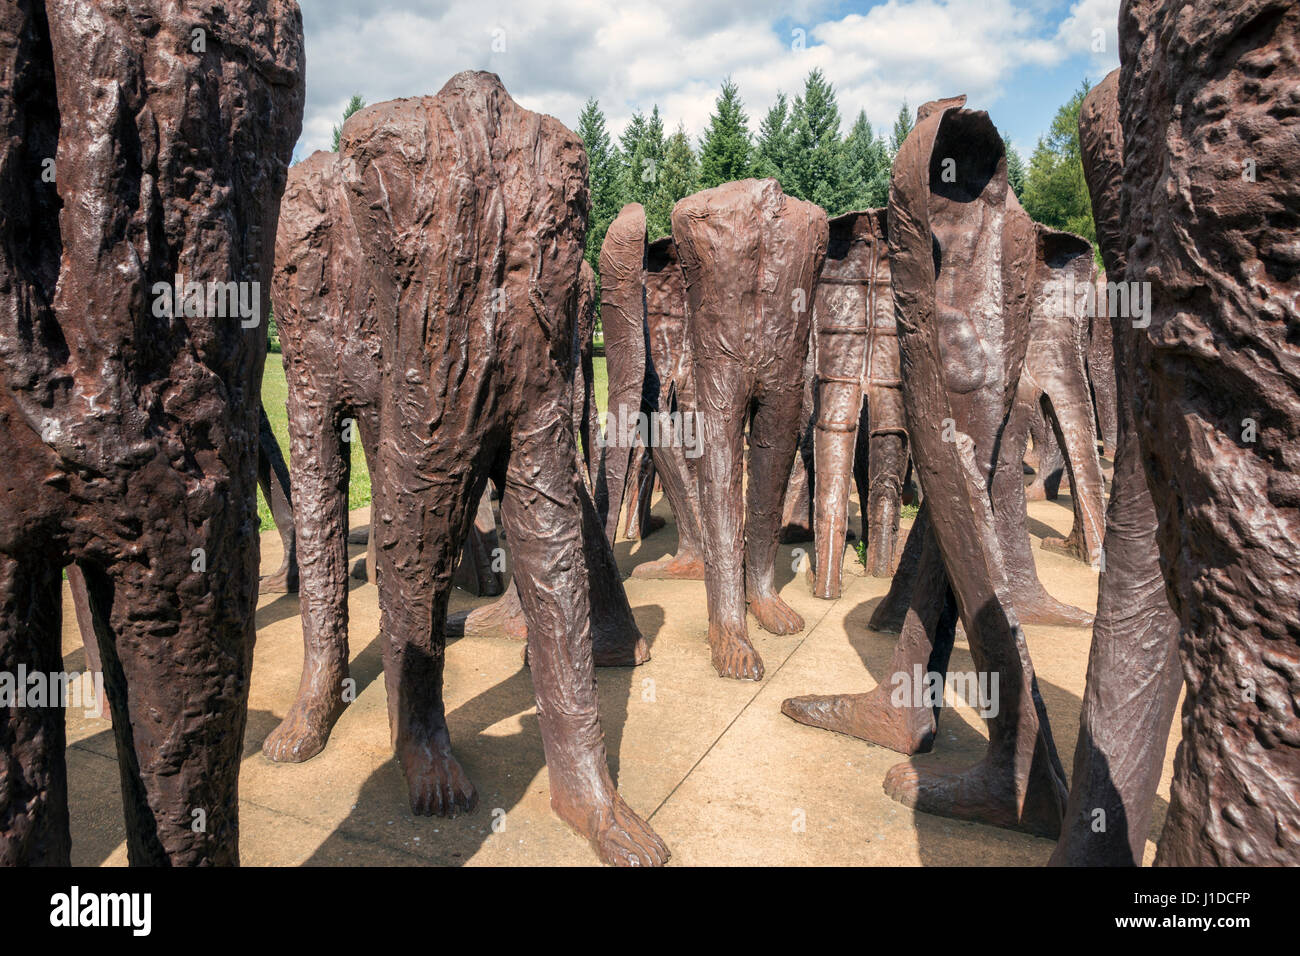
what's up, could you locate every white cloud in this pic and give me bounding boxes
[293,0,1105,158]
[1055,0,1121,76]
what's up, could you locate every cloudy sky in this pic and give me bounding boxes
[293,0,1121,162]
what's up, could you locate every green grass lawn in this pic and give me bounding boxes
[257,352,610,531]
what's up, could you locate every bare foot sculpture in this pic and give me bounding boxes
[809,209,910,596]
[1049,67,1182,867]
[672,179,828,680]
[787,99,1070,836]
[0,0,303,865]
[1119,0,1299,866]
[630,236,707,580]
[342,73,665,865]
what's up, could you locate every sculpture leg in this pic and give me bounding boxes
[868,497,931,634]
[1049,367,1181,864]
[632,415,706,580]
[694,359,764,680]
[783,514,959,754]
[452,488,505,597]
[996,380,1095,627]
[1039,389,1108,565]
[63,564,108,720]
[85,527,255,864]
[622,445,663,541]
[1025,401,1065,500]
[1050,67,1185,866]
[810,384,864,599]
[373,435,480,817]
[502,411,668,866]
[264,389,352,763]
[864,431,907,576]
[257,405,299,593]
[745,384,807,636]
[0,554,71,865]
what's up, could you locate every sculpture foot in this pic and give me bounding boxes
[399,736,479,818]
[263,680,348,763]
[1040,534,1090,564]
[630,551,706,580]
[1024,481,1047,502]
[592,632,652,667]
[747,592,805,635]
[447,594,528,641]
[1015,593,1094,628]
[350,556,370,582]
[882,755,1065,838]
[780,688,936,755]
[708,621,765,681]
[258,566,299,594]
[632,514,667,539]
[551,787,669,867]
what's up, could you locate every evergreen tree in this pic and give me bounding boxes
[1021,80,1095,241]
[786,69,853,214]
[890,101,914,155]
[843,109,891,210]
[1003,135,1026,198]
[698,78,752,188]
[648,125,700,239]
[576,97,624,270]
[620,106,666,208]
[751,93,794,185]
[331,94,366,151]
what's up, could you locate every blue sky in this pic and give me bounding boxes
[294,0,1120,163]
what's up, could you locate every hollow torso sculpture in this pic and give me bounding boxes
[671,179,828,680]
[1013,232,1108,567]
[339,72,665,865]
[1049,67,1183,867]
[597,204,657,546]
[629,235,706,579]
[1117,0,1299,865]
[265,150,506,763]
[785,99,1072,836]
[809,209,909,596]
[0,0,303,864]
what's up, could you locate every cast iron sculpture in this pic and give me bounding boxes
[265,150,508,764]
[597,204,657,545]
[341,73,666,865]
[1119,0,1298,865]
[809,209,909,596]
[1049,68,1183,867]
[1014,236,1108,568]
[0,0,303,864]
[993,227,1108,604]
[785,100,1071,835]
[630,236,707,579]
[672,179,828,680]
